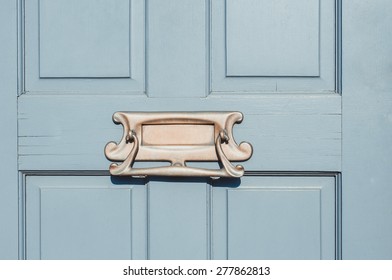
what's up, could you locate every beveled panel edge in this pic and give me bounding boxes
[22,0,146,93]
[225,0,320,78]
[38,0,131,78]
[210,0,339,94]
[19,171,147,260]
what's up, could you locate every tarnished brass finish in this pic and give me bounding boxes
[105,112,253,178]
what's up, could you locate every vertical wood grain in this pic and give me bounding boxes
[0,0,18,259]
[342,0,392,259]
[148,181,209,259]
[147,0,208,97]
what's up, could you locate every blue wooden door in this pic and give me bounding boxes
[19,0,342,259]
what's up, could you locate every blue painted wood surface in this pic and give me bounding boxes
[212,176,336,260]
[342,0,392,259]
[226,0,320,76]
[0,0,18,259]
[211,0,335,93]
[18,94,341,172]
[148,181,210,259]
[25,175,337,260]
[19,0,340,260]
[147,0,208,97]
[0,0,389,260]
[25,0,145,93]
[26,176,148,259]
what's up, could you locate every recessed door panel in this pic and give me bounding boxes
[24,0,145,93]
[25,176,147,260]
[212,176,336,260]
[226,0,320,77]
[211,0,336,92]
[25,175,338,260]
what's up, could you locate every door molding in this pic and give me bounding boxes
[19,170,341,260]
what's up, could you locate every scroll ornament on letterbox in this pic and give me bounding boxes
[104,112,253,178]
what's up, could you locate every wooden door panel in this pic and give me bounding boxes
[25,0,145,93]
[20,0,341,260]
[211,0,336,92]
[25,175,337,260]
[226,0,320,76]
[19,0,341,172]
[24,0,337,94]
[1,0,388,261]
[228,189,322,259]
[25,176,148,260]
[212,176,336,260]
[39,0,130,78]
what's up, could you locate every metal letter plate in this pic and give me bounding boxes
[105,112,253,178]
